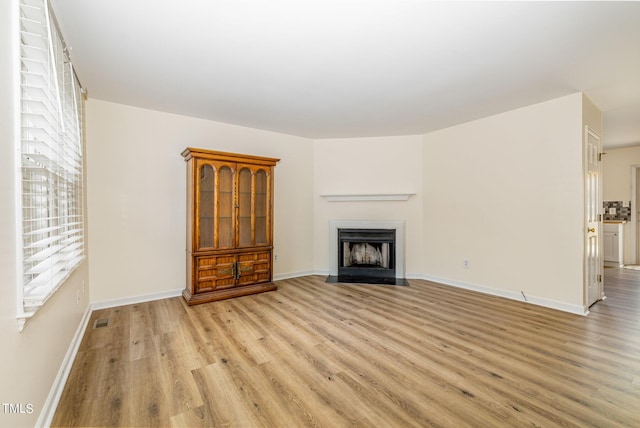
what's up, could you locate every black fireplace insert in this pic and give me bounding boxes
[338,228,396,279]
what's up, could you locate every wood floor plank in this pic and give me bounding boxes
[192,362,256,427]
[52,270,640,427]
[128,355,171,427]
[156,334,205,417]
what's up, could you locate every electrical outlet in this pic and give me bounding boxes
[463,259,471,269]
[76,289,81,304]
[82,280,86,293]
[274,253,279,262]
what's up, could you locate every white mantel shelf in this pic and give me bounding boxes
[321,193,415,202]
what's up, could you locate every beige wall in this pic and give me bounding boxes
[602,145,640,264]
[312,135,424,275]
[421,93,586,311]
[0,2,90,426]
[582,94,603,136]
[603,145,640,201]
[86,100,315,303]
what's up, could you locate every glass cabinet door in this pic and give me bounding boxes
[217,165,234,248]
[198,164,215,249]
[237,166,271,247]
[237,167,253,247]
[255,169,268,245]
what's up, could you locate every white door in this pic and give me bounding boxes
[585,126,603,307]
[636,168,640,263]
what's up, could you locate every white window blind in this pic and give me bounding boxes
[18,0,85,329]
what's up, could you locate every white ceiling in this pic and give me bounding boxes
[50,1,640,147]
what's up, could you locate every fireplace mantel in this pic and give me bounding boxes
[329,220,405,277]
[321,193,415,202]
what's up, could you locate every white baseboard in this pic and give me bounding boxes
[37,304,93,428]
[414,273,587,315]
[274,270,317,281]
[276,271,587,315]
[91,288,183,311]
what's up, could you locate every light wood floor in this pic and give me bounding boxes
[52,270,640,427]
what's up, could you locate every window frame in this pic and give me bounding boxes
[17,0,86,331]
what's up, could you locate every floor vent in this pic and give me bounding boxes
[93,318,110,329]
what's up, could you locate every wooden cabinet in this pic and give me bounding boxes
[182,148,279,305]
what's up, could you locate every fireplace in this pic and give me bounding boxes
[328,220,408,285]
[338,228,395,278]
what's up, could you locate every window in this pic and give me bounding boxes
[18,0,85,329]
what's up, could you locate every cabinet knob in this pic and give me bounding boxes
[588,227,595,233]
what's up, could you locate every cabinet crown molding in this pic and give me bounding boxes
[182,147,280,166]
